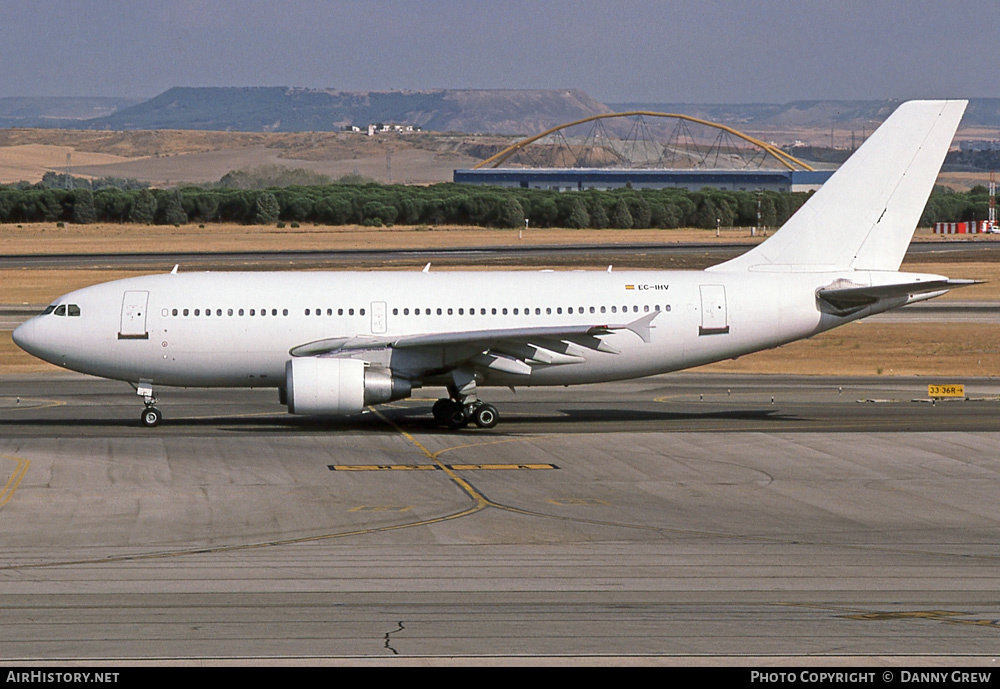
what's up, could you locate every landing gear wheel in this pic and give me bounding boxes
[445,403,469,430]
[432,399,452,425]
[141,407,162,427]
[473,403,499,429]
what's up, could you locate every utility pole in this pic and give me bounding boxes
[754,190,761,237]
[990,171,997,231]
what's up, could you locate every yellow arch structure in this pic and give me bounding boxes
[473,111,815,172]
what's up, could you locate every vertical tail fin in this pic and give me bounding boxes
[709,100,967,273]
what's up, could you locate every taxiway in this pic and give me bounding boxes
[1,372,998,663]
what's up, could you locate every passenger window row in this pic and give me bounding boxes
[303,308,365,316]
[159,303,671,319]
[163,307,367,317]
[389,304,671,317]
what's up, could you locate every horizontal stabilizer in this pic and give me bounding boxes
[818,279,980,310]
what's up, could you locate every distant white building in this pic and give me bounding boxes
[365,123,417,136]
[960,140,1000,152]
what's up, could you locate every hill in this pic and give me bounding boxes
[0,127,518,186]
[608,99,1000,130]
[3,92,998,187]
[84,87,613,135]
[9,91,1000,142]
[0,97,139,128]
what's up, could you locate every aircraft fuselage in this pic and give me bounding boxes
[13,268,927,390]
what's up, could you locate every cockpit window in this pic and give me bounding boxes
[46,304,80,317]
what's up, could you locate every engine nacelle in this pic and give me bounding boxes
[285,358,411,416]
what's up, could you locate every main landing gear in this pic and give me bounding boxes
[432,398,500,430]
[431,367,500,430]
[135,382,162,427]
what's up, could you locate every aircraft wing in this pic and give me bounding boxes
[289,312,660,374]
[817,278,980,310]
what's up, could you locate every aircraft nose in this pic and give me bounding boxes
[12,318,38,356]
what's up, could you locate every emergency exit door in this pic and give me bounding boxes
[698,285,730,335]
[119,290,149,339]
[370,301,387,334]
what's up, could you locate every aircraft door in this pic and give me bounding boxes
[698,285,730,335]
[371,301,387,334]
[119,290,150,339]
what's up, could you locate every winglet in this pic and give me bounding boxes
[170,264,179,275]
[625,311,659,343]
[591,311,659,343]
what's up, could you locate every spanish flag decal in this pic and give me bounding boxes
[625,284,635,290]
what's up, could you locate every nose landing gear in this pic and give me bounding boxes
[141,406,162,427]
[135,381,162,427]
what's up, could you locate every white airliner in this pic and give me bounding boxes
[13,100,973,429]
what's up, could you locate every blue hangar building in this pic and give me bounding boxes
[453,168,833,193]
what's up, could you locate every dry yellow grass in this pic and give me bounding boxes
[0,128,277,157]
[2,221,994,256]
[902,262,999,301]
[698,322,1000,377]
[0,144,138,184]
[0,129,492,185]
[0,222,771,255]
[0,269,148,305]
[936,172,994,192]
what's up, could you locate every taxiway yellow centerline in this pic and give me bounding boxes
[0,397,65,411]
[0,454,30,507]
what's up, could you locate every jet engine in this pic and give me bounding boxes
[285,358,411,416]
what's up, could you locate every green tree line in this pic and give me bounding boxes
[37,171,150,191]
[0,183,988,229]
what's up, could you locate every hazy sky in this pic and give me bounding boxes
[2,0,995,103]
